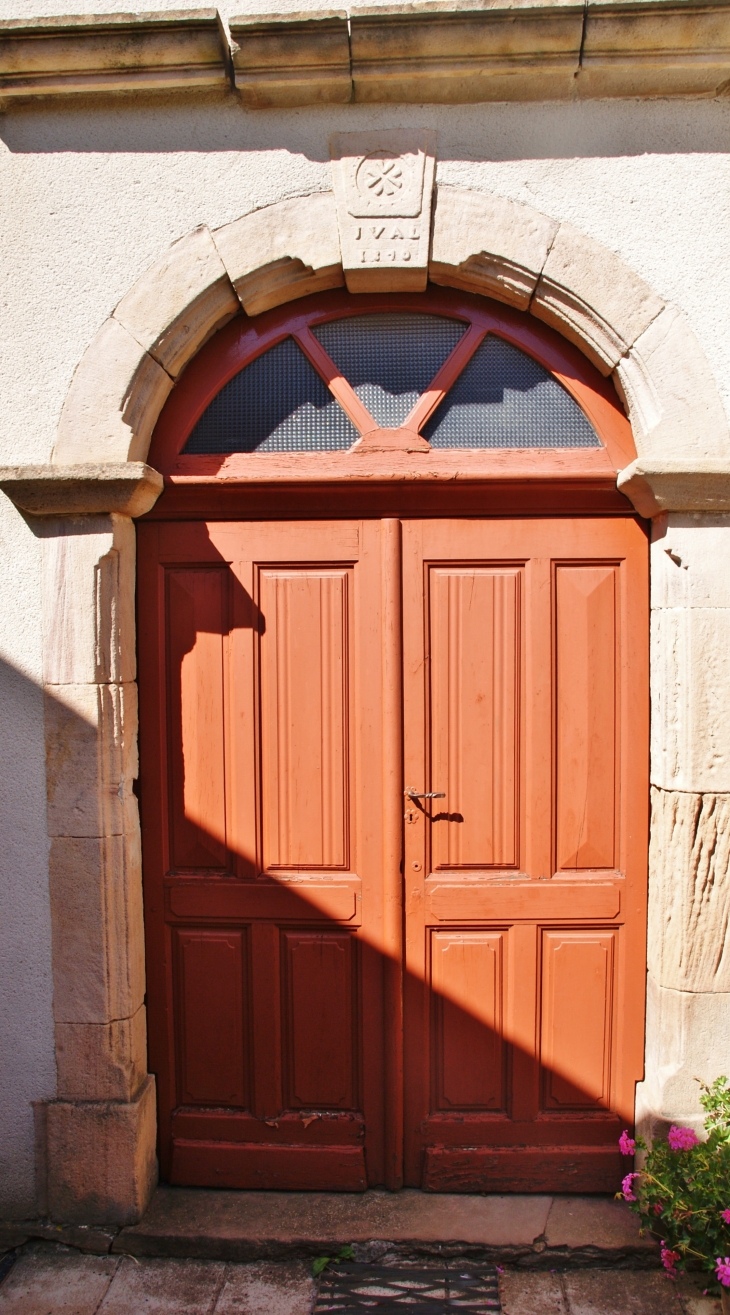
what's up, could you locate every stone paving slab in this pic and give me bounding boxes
[116,1188,657,1264]
[0,1248,720,1315]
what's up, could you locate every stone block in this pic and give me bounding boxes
[215,1260,314,1315]
[49,830,145,1026]
[500,1272,567,1315]
[213,193,344,317]
[532,220,664,374]
[430,185,557,311]
[544,1195,653,1254]
[230,12,351,108]
[651,605,730,792]
[45,682,138,839]
[651,514,730,609]
[46,1075,157,1226]
[562,1269,678,1315]
[113,227,239,380]
[636,974,730,1139]
[648,787,730,993]
[0,463,163,518]
[331,129,436,293]
[55,1005,148,1103]
[614,305,730,462]
[55,317,173,466]
[41,515,136,686]
[349,2,584,104]
[0,10,228,98]
[100,1256,227,1312]
[580,0,730,99]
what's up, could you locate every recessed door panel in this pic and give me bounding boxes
[431,930,506,1111]
[283,930,357,1109]
[540,929,615,1109]
[430,569,520,870]
[174,928,249,1107]
[167,569,228,870]
[556,566,617,871]
[260,569,351,873]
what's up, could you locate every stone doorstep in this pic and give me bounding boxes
[97,1189,660,1267]
[0,1190,660,1267]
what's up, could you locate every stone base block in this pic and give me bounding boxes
[46,1075,157,1226]
[635,974,730,1143]
[56,1006,148,1102]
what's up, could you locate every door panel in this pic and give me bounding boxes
[555,565,617,871]
[402,517,648,1191]
[139,520,387,1189]
[430,570,520,870]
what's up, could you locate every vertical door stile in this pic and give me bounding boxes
[381,518,404,1190]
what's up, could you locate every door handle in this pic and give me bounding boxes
[405,788,445,799]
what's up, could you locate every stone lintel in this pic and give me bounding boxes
[580,0,730,99]
[0,464,164,518]
[617,458,730,516]
[0,9,229,99]
[230,10,351,108]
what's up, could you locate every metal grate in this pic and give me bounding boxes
[425,335,599,449]
[183,337,358,453]
[312,314,467,429]
[315,1264,501,1315]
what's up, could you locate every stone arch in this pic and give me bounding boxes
[52,185,730,517]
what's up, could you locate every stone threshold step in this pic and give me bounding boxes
[106,1189,660,1267]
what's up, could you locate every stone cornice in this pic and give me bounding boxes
[0,463,164,517]
[4,1,730,105]
[0,9,230,99]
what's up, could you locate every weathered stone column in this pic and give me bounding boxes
[40,513,157,1224]
[637,513,730,1141]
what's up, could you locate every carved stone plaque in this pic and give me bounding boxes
[330,129,437,292]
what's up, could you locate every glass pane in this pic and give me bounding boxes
[424,335,600,449]
[312,313,467,429]
[183,337,358,454]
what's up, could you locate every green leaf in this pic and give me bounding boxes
[337,1246,355,1261]
[312,1257,331,1277]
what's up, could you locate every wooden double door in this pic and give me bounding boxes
[138,515,648,1192]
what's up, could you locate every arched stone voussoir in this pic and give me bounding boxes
[531,220,665,377]
[212,191,344,318]
[55,316,174,467]
[429,185,558,312]
[113,226,240,382]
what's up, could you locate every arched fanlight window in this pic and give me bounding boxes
[182,307,601,456]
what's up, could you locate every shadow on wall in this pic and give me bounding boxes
[2,94,730,158]
[0,654,56,1219]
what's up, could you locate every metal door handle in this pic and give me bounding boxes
[405,788,445,799]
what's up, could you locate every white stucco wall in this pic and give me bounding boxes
[3,69,730,1212]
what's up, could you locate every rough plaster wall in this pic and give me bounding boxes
[2,97,730,464]
[0,502,56,1217]
[2,79,730,1197]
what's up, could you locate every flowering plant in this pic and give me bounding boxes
[618,1077,730,1294]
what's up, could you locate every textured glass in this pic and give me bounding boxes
[313,313,467,429]
[425,335,600,449]
[183,337,358,453]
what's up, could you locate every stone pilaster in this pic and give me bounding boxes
[638,514,730,1141]
[39,514,157,1225]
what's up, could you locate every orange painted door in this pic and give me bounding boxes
[139,514,648,1193]
[138,519,399,1189]
[402,517,648,1191]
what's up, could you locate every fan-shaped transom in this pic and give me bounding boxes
[182,307,601,456]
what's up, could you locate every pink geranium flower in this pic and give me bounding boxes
[622,1172,640,1201]
[618,1131,636,1156]
[662,1245,681,1278]
[722,1209,730,1225]
[667,1125,700,1152]
[715,1258,730,1287]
